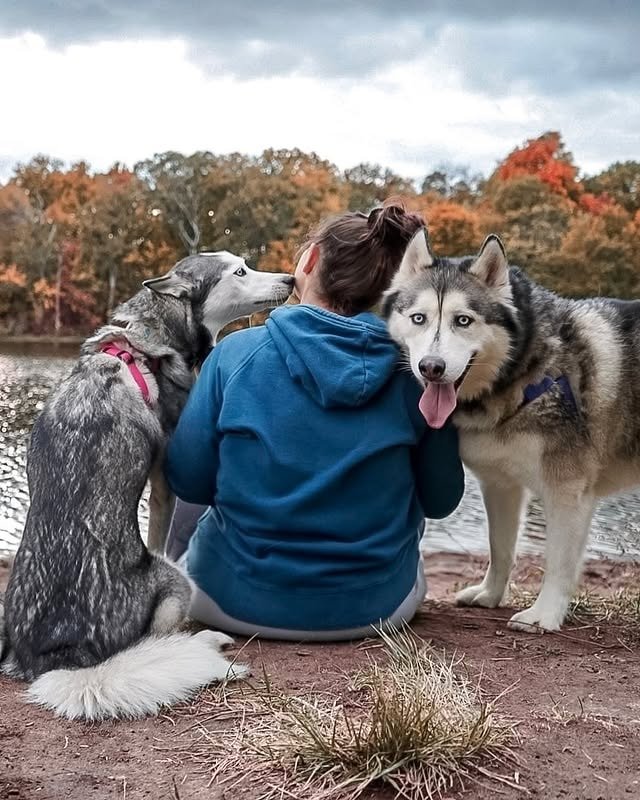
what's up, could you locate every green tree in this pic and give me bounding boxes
[344,163,415,211]
[421,165,483,204]
[584,161,640,215]
[488,176,571,278]
[136,151,218,255]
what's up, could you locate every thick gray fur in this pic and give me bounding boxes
[383,232,640,632]
[0,251,292,698]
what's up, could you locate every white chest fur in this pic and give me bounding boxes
[459,429,544,495]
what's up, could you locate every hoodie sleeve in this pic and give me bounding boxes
[412,422,465,519]
[164,346,224,505]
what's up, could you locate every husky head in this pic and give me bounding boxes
[382,230,514,427]
[143,250,294,343]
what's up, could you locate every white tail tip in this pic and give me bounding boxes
[26,630,249,721]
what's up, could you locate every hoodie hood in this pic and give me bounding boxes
[267,305,399,408]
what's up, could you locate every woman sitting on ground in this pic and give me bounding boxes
[164,203,464,640]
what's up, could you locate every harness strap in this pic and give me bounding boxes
[522,374,577,414]
[101,343,158,406]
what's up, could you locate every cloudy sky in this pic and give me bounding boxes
[1,1,639,182]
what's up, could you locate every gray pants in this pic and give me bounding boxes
[167,500,427,641]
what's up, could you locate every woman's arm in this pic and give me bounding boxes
[164,347,224,505]
[412,422,465,519]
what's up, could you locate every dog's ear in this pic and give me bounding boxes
[394,228,434,282]
[143,272,193,299]
[469,235,509,293]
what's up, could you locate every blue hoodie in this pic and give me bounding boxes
[165,304,464,630]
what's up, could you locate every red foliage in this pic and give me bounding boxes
[497,132,580,199]
[580,192,617,216]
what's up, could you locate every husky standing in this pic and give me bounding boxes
[0,252,293,719]
[383,229,640,632]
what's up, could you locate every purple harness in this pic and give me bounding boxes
[522,374,577,414]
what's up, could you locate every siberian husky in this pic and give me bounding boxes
[383,229,639,632]
[0,252,293,718]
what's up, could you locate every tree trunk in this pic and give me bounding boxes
[107,261,118,319]
[178,216,201,255]
[54,249,62,336]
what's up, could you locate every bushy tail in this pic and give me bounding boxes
[26,630,248,721]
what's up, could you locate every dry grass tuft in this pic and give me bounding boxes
[567,588,640,626]
[169,627,520,800]
[512,586,640,638]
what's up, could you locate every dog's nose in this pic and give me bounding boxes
[418,357,446,381]
[283,275,295,285]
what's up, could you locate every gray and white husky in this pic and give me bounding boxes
[383,229,640,632]
[0,252,293,719]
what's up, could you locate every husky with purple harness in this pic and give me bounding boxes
[383,229,640,632]
[0,252,293,720]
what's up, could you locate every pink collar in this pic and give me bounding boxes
[101,343,159,406]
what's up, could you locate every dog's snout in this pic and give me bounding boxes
[418,357,446,381]
[283,275,295,286]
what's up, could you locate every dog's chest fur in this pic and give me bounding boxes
[458,428,544,495]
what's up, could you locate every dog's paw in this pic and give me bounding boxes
[455,582,503,608]
[225,662,250,681]
[194,630,250,682]
[195,630,235,650]
[507,603,565,633]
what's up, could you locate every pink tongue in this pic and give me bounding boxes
[418,383,457,428]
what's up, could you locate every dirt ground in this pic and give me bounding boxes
[2,553,640,800]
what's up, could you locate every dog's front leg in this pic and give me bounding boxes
[508,484,595,632]
[456,480,526,608]
[147,463,176,554]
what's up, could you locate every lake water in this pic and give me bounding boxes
[2,345,639,560]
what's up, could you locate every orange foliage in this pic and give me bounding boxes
[92,165,137,200]
[123,239,181,282]
[0,263,29,320]
[580,192,618,216]
[31,241,99,333]
[497,132,580,199]
[421,201,480,256]
[0,263,27,288]
[291,165,343,215]
[258,239,298,273]
[1,139,639,334]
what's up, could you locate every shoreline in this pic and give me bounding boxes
[0,334,84,356]
[0,334,85,345]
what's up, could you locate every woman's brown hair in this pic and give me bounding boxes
[302,202,425,315]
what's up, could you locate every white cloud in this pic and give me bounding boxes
[0,32,637,183]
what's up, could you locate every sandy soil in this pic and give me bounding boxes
[2,553,640,800]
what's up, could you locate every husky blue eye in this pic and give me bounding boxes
[410,313,426,325]
[235,267,246,276]
[456,314,473,327]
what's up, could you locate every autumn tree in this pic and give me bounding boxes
[1,135,640,334]
[421,165,483,204]
[493,131,582,201]
[487,175,572,278]
[343,163,415,211]
[81,166,165,317]
[543,204,640,298]
[0,263,29,332]
[136,151,219,255]
[212,149,346,269]
[583,161,640,215]
[422,202,480,256]
[11,155,64,283]
[30,240,99,334]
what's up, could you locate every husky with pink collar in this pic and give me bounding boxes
[0,252,293,719]
[383,229,639,632]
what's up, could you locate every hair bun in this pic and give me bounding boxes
[367,202,420,248]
